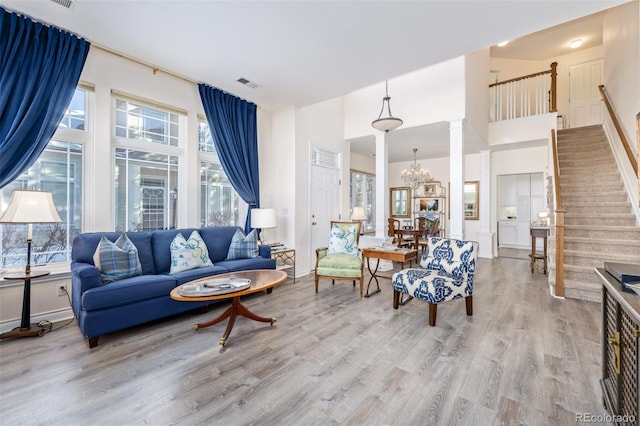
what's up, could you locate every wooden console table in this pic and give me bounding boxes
[529,226,549,274]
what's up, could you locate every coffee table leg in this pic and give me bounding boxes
[197,297,276,347]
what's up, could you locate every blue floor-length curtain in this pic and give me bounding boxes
[0,7,90,188]
[198,84,260,233]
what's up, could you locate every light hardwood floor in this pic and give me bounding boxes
[0,257,607,425]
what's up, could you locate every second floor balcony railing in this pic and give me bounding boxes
[490,62,557,122]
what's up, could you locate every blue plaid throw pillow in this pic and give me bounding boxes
[93,233,142,283]
[226,229,259,260]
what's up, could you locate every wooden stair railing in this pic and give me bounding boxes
[599,85,638,177]
[552,129,565,298]
[489,62,557,121]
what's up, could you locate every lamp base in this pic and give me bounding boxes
[0,323,46,340]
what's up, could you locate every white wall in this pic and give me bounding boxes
[465,49,490,144]
[602,0,640,216]
[268,106,296,249]
[344,56,466,140]
[603,0,640,153]
[350,152,375,175]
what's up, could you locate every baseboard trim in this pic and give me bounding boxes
[0,307,73,334]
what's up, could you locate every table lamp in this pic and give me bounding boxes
[251,208,277,245]
[0,190,62,339]
[351,206,367,235]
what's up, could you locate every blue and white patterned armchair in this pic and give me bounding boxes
[391,237,477,326]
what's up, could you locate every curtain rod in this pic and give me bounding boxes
[92,44,198,86]
[92,43,257,107]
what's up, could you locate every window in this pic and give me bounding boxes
[114,148,178,232]
[113,96,182,231]
[198,118,240,226]
[350,171,375,233]
[0,87,89,269]
[114,98,179,146]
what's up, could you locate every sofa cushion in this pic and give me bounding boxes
[168,265,230,285]
[392,268,470,304]
[198,226,242,263]
[151,228,197,274]
[72,232,156,275]
[327,223,359,256]
[420,237,475,279]
[82,274,178,311]
[93,234,143,283]
[216,256,276,272]
[226,229,259,260]
[170,230,213,273]
[316,253,362,278]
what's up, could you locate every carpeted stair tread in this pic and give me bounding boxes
[563,279,601,303]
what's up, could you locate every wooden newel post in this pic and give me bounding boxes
[550,62,558,113]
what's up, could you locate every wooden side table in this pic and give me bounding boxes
[362,247,417,297]
[0,270,50,340]
[529,226,549,274]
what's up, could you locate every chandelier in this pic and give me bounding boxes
[371,80,403,132]
[401,148,432,189]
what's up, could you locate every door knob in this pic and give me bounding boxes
[312,221,317,225]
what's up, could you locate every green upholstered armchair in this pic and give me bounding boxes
[314,221,364,297]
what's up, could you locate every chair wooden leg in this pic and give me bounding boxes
[332,279,335,286]
[315,275,319,294]
[465,295,473,316]
[393,290,400,309]
[428,303,437,326]
[352,280,356,288]
[358,277,363,297]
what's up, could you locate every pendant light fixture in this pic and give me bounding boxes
[371,80,403,132]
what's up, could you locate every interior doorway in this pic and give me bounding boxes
[569,59,603,128]
[310,148,341,268]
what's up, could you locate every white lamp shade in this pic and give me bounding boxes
[251,208,277,229]
[351,207,367,221]
[0,190,62,224]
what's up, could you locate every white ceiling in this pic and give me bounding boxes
[0,0,630,163]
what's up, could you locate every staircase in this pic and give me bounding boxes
[556,125,640,302]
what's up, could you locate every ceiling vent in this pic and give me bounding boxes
[50,0,75,8]
[237,77,258,89]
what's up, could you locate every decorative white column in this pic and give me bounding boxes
[375,133,389,238]
[477,150,495,257]
[449,119,465,240]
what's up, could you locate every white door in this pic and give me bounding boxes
[310,163,341,269]
[569,59,603,128]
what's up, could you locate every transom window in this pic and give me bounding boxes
[114,98,179,146]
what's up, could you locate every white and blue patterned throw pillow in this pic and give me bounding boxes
[93,233,143,283]
[170,230,214,274]
[226,229,259,260]
[326,224,359,256]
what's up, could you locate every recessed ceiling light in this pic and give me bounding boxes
[570,39,583,49]
[497,40,509,47]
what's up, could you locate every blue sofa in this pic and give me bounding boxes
[70,226,276,348]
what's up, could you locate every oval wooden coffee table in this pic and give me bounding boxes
[170,269,287,346]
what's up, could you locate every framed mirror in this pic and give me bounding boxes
[464,181,479,220]
[389,187,411,218]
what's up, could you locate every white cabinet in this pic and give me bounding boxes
[498,221,517,245]
[498,172,546,248]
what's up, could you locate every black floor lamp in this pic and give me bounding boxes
[0,190,62,339]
